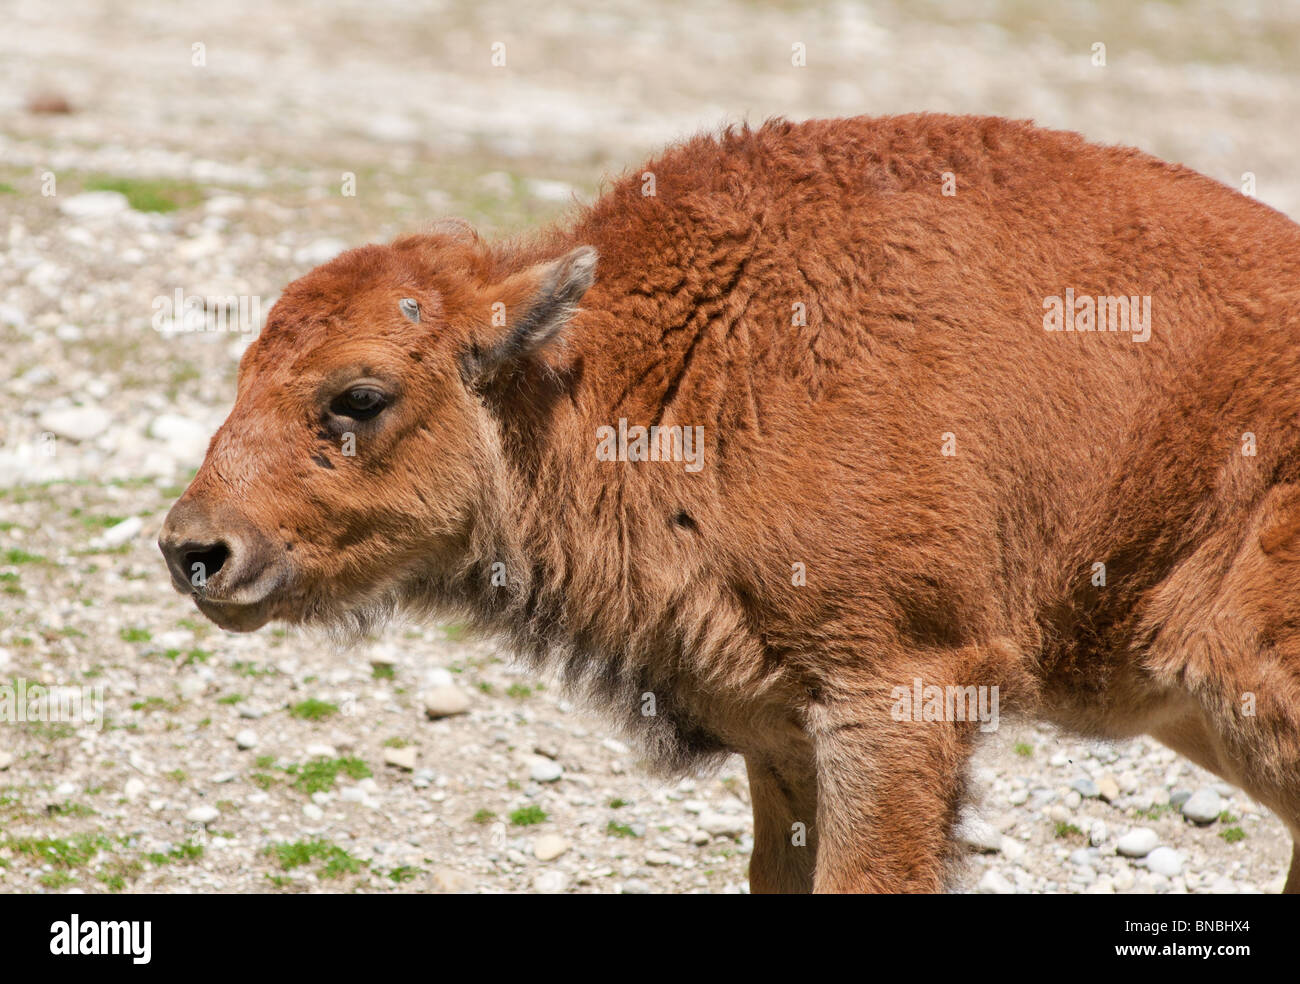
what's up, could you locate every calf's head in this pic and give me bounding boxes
[158,224,597,634]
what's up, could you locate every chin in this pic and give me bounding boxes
[194,597,277,633]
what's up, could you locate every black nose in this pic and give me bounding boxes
[158,498,282,604]
[175,540,230,586]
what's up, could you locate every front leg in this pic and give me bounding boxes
[807,681,981,893]
[744,749,818,894]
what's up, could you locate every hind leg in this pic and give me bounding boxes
[1141,483,1300,890]
[1287,842,1300,894]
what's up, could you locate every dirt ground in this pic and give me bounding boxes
[1,0,1298,893]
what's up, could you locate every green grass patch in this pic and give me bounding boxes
[285,756,371,795]
[266,838,366,879]
[605,821,638,838]
[231,660,276,677]
[1134,802,1178,821]
[130,696,180,713]
[290,699,339,721]
[83,176,204,213]
[3,548,43,565]
[1053,821,1085,841]
[146,842,205,866]
[95,857,144,892]
[5,833,111,868]
[508,805,547,827]
[46,801,96,818]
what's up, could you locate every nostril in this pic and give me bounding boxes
[183,542,230,584]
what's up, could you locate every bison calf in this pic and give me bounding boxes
[160,114,1300,893]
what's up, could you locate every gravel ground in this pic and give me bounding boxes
[1,0,1297,893]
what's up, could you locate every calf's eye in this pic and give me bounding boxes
[399,298,420,322]
[333,387,388,420]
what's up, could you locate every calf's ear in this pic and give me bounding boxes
[464,245,597,382]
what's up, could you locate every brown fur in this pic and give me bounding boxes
[160,114,1300,893]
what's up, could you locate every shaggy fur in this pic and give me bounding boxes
[160,114,1300,893]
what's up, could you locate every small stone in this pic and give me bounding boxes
[148,414,210,463]
[976,869,1016,894]
[645,851,682,867]
[1181,787,1223,825]
[186,805,220,825]
[305,743,337,759]
[1146,846,1184,877]
[1070,776,1100,798]
[621,879,653,894]
[431,868,469,893]
[1064,789,1083,809]
[1089,820,1108,847]
[1085,875,1116,894]
[0,752,12,771]
[423,667,455,688]
[96,515,142,548]
[999,837,1026,862]
[1113,867,1136,891]
[59,191,129,218]
[54,781,78,798]
[1007,787,1030,806]
[529,757,563,783]
[1069,847,1099,868]
[423,686,471,718]
[1095,774,1120,802]
[534,835,570,861]
[303,803,324,821]
[234,729,258,750]
[1168,788,1193,808]
[1116,827,1159,858]
[38,406,108,442]
[123,777,145,801]
[698,812,747,838]
[1209,876,1237,894]
[384,746,417,771]
[238,704,265,719]
[534,870,569,893]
